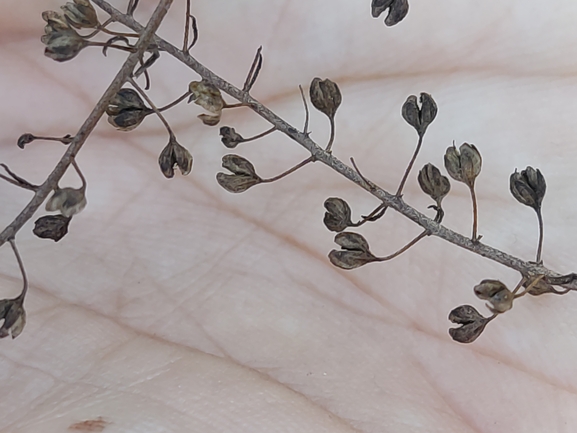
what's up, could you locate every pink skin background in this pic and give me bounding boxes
[2,1,577,432]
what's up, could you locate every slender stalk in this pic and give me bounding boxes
[71,160,87,192]
[326,116,335,153]
[88,42,135,53]
[376,230,428,262]
[396,133,423,197]
[261,156,314,183]
[469,184,478,241]
[536,208,544,264]
[9,239,28,300]
[157,91,192,112]
[241,127,276,144]
[223,102,245,109]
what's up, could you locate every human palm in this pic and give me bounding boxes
[1,1,577,432]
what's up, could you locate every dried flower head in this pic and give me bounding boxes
[309,77,342,120]
[448,305,491,344]
[189,80,225,126]
[323,197,353,232]
[46,187,87,217]
[41,11,89,62]
[328,232,378,270]
[158,138,193,178]
[510,166,546,211]
[444,143,482,188]
[0,298,26,339]
[33,215,72,242]
[371,0,409,26]
[17,133,36,149]
[216,154,262,193]
[402,93,437,136]
[417,163,450,206]
[219,127,244,148]
[473,279,513,313]
[61,0,99,29]
[106,88,152,131]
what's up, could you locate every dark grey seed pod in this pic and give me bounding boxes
[473,279,513,313]
[158,139,193,178]
[61,0,99,29]
[33,215,71,242]
[448,305,490,344]
[444,143,482,188]
[323,197,353,232]
[0,298,26,339]
[17,133,36,149]
[417,163,450,205]
[219,127,244,148]
[385,0,409,26]
[402,93,437,135]
[45,187,87,217]
[41,11,89,62]
[216,173,262,193]
[309,77,342,120]
[510,166,546,211]
[106,88,152,132]
[217,155,262,193]
[328,250,378,270]
[371,0,394,17]
[334,232,371,253]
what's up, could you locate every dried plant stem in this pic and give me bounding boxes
[396,133,423,196]
[242,127,276,143]
[536,209,544,264]
[9,239,28,300]
[157,91,192,112]
[261,156,315,183]
[326,117,336,153]
[0,0,173,248]
[376,230,428,262]
[90,0,577,289]
[469,185,478,241]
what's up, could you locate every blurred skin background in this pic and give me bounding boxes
[1,1,577,432]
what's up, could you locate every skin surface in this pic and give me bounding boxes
[2,1,577,432]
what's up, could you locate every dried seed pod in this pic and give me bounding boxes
[444,143,482,188]
[371,0,409,26]
[328,232,378,270]
[448,305,491,344]
[402,93,437,136]
[189,80,224,126]
[158,138,193,178]
[510,166,546,211]
[17,133,36,149]
[41,11,89,62]
[46,187,87,217]
[33,215,72,242]
[473,279,513,313]
[309,78,342,120]
[61,0,99,29]
[106,88,152,131]
[219,127,244,148]
[417,163,450,206]
[323,197,353,232]
[216,155,262,193]
[0,298,26,339]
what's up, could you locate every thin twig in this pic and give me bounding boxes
[261,156,315,183]
[470,184,479,241]
[157,91,192,112]
[376,230,428,262]
[536,208,544,264]
[396,133,423,196]
[9,239,28,300]
[241,127,276,144]
[243,46,263,92]
[0,0,173,248]
[299,85,310,134]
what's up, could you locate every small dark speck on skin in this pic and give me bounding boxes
[68,417,109,432]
